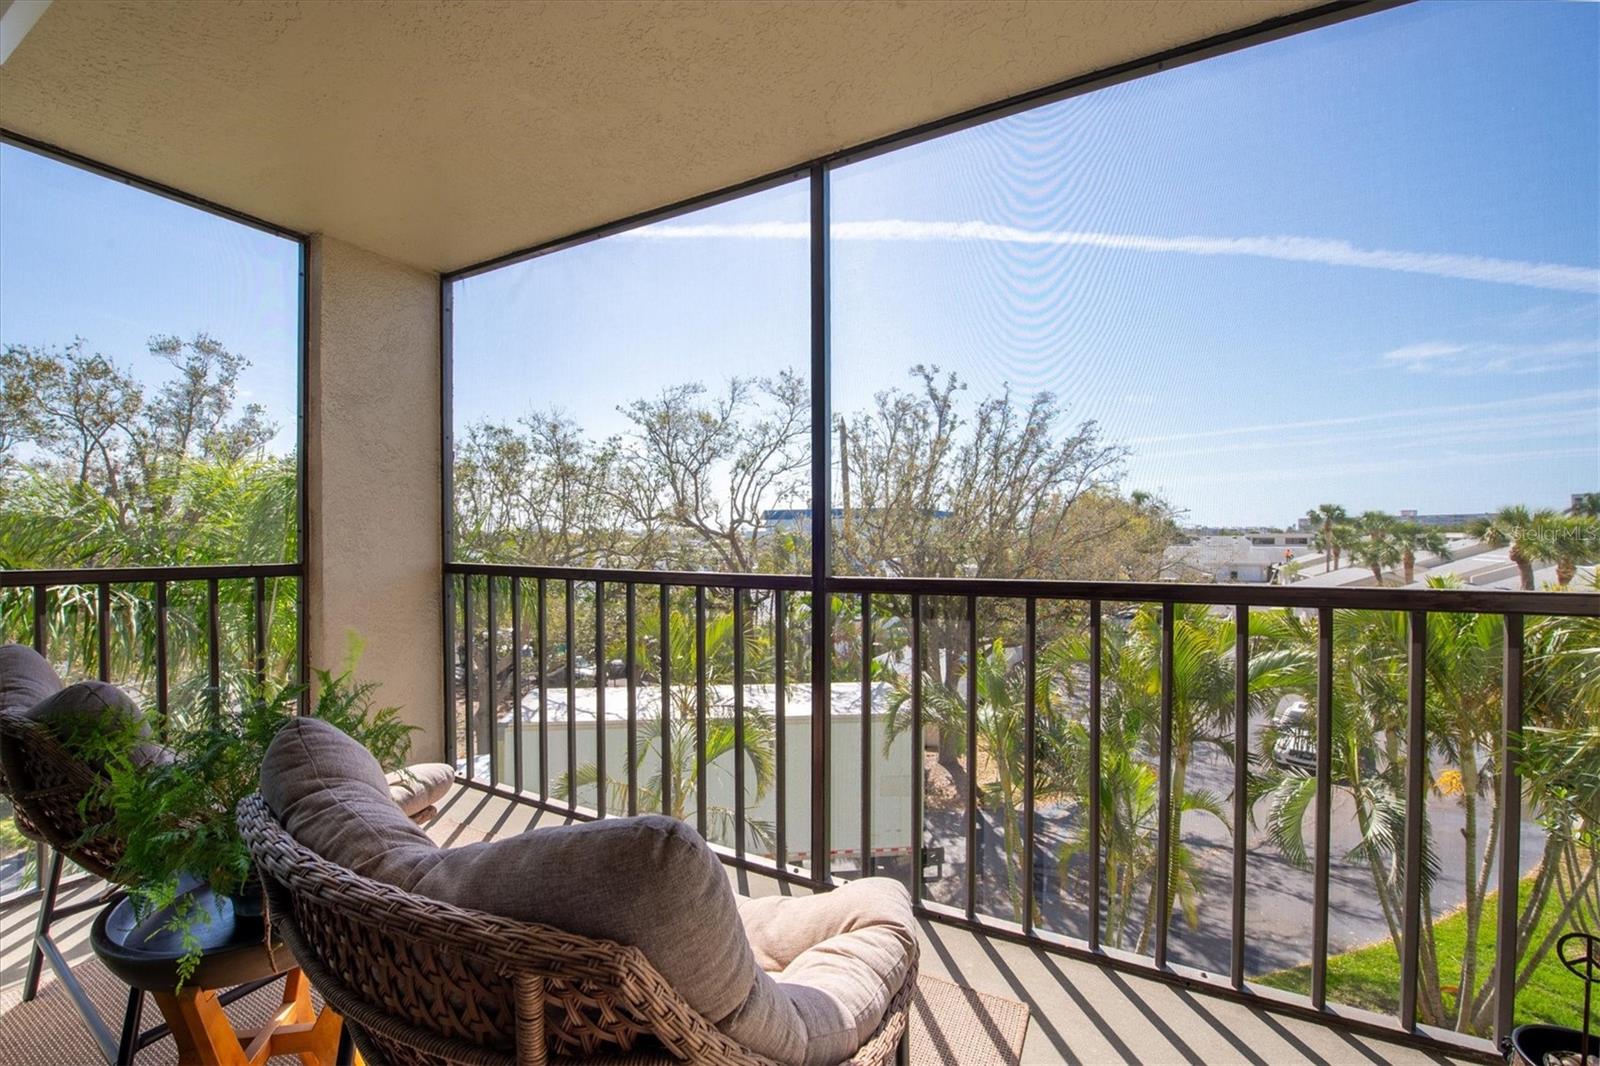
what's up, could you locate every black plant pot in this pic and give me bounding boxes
[1505,1023,1596,1066]
[228,873,266,921]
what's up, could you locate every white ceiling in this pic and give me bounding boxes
[0,0,1321,273]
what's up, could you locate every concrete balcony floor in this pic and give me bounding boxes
[2,785,1482,1066]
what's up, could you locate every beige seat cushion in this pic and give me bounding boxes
[738,880,918,1066]
[386,762,453,818]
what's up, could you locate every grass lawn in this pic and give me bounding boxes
[1256,869,1589,1034]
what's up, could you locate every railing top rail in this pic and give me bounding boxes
[0,562,303,588]
[445,561,1598,617]
[445,561,810,591]
[828,574,1600,616]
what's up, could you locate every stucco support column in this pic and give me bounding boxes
[304,235,443,760]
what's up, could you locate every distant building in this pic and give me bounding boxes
[1163,536,1298,583]
[1295,509,1490,531]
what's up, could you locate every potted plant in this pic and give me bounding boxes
[79,658,415,985]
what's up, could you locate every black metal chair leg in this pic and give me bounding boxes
[22,847,64,1002]
[896,1022,911,1066]
[115,986,144,1066]
[335,1022,356,1066]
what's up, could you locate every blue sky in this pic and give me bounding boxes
[5,1,1597,529]
[0,147,302,454]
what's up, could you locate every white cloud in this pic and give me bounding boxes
[629,219,1600,294]
[1124,389,1598,446]
[1381,342,1468,364]
[1380,338,1597,374]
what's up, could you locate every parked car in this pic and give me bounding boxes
[1271,699,1316,771]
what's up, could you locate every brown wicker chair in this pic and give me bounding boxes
[238,792,916,1066]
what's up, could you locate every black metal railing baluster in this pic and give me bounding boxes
[733,590,746,859]
[1155,601,1175,967]
[207,579,220,705]
[30,585,47,895]
[860,592,872,877]
[1401,609,1427,1028]
[565,579,577,812]
[512,579,525,795]
[1311,606,1334,1009]
[97,582,111,683]
[486,578,498,787]
[1231,604,1249,987]
[966,594,978,921]
[463,577,476,782]
[910,594,923,905]
[1089,598,1103,953]
[156,582,169,736]
[537,577,549,801]
[1495,613,1524,1045]
[444,576,458,769]
[626,582,638,816]
[660,583,672,819]
[775,589,789,869]
[253,576,267,691]
[695,586,708,839]
[1023,597,1037,935]
[595,581,607,817]
[31,585,46,656]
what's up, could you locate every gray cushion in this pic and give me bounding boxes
[259,717,442,886]
[259,718,913,1066]
[0,644,62,716]
[386,762,453,818]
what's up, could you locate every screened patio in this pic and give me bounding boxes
[2,1,1597,1064]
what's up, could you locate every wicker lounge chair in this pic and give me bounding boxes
[239,793,913,1066]
[241,717,918,1066]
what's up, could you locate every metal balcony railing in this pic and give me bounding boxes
[0,563,305,905]
[445,560,1599,1060]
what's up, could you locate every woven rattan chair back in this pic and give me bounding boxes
[239,793,778,1065]
[0,711,124,880]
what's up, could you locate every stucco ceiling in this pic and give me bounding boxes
[0,0,1321,274]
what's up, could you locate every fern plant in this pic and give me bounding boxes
[76,657,414,986]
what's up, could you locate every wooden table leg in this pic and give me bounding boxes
[152,989,248,1066]
[152,969,349,1066]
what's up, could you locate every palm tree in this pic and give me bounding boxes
[556,599,777,849]
[1392,522,1451,585]
[1306,504,1349,572]
[1469,505,1555,590]
[1347,511,1403,585]
[885,636,1075,919]
[1532,514,1599,587]
[1045,604,1297,951]
[1253,589,1600,1034]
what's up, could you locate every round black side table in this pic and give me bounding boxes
[90,885,347,1065]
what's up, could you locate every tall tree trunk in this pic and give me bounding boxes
[1511,549,1535,590]
[1403,551,1416,584]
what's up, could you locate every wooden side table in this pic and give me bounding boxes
[90,884,351,1066]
